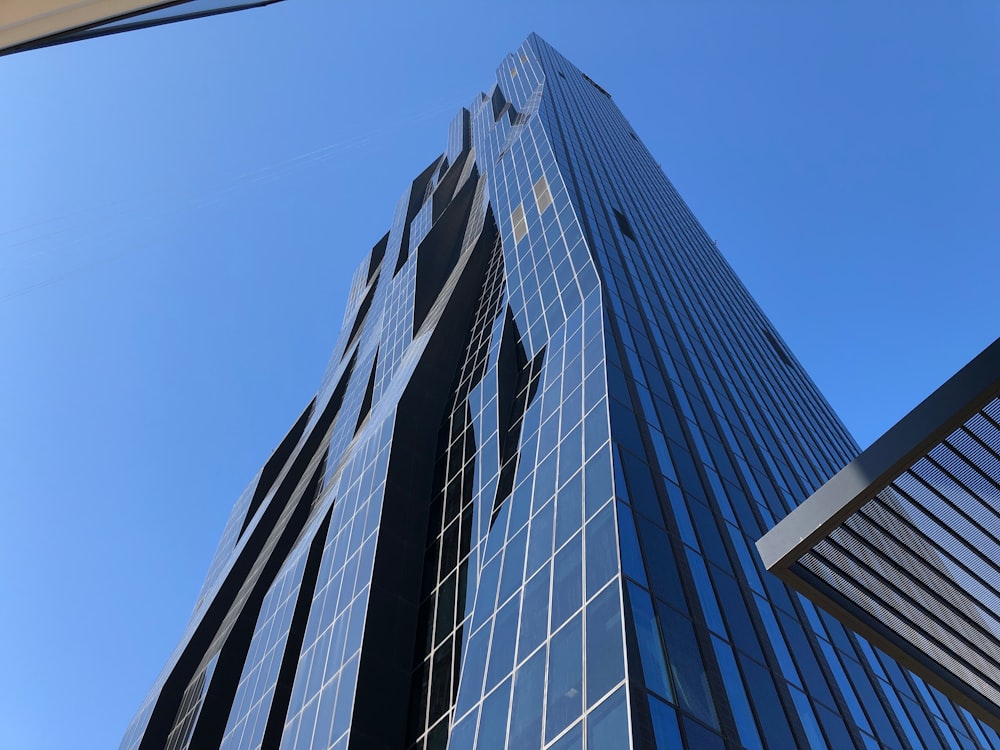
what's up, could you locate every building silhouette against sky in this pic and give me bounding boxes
[121,35,1000,750]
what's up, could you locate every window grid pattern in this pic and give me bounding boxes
[531,32,1000,750]
[410,199,435,253]
[119,697,156,750]
[445,40,630,749]
[164,656,218,750]
[321,341,380,489]
[219,546,311,750]
[316,235,389,406]
[279,117,486,749]
[447,303,626,749]
[121,34,1000,750]
[194,473,262,609]
[280,418,392,750]
[406,236,507,750]
[376,257,415,399]
[447,109,470,165]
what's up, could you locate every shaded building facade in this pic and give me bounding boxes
[121,35,1000,750]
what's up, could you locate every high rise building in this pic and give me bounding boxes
[121,34,1000,750]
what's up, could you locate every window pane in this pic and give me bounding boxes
[555,470,584,547]
[586,584,624,706]
[477,678,512,747]
[586,686,629,750]
[550,533,582,629]
[526,501,554,576]
[626,582,671,701]
[508,647,546,749]
[518,565,550,662]
[584,502,617,599]
[545,614,583,742]
[548,721,582,750]
[486,594,520,689]
[656,602,719,729]
[649,695,682,747]
[710,635,762,750]
[617,502,647,586]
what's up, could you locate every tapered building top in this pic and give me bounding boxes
[122,35,1000,750]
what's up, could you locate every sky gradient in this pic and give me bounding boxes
[1,3,998,749]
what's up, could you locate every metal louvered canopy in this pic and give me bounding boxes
[757,337,1000,731]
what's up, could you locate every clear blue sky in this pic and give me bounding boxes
[1,3,997,748]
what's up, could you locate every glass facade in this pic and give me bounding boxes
[121,34,1000,750]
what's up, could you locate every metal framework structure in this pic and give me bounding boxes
[0,0,282,57]
[758,337,1000,730]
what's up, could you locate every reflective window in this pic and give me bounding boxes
[627,582,672,702]
[545,614,583,742]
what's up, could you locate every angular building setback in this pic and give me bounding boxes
[758,337,1000,732]
[121,35,1000,749]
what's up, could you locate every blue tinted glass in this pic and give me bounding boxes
[498,527,528,603]
[584,502,617,598]
[682,716,726,750]
[545,614,583,742]
[332,654,358,739]
[509,481,532,535]
[709,569,762,661]
[535,434,559,501]
[584,450,613,518]
[649,695,682,747]
[455,629,488,714]
[555,470,583,547]
[586,686,629,750]
[476,678,512,747]
[620,451,662,526]
[655,601,719,729]
[740,655,799,750]
[484,501,511,562]
[815,703,856,750]
[790,687,830,750]
[636,518,687,614]
[508,647,546,749]
[550,533,582,629]
[710,636,763,750]
[616,502,647,586]
[313,675,338,747]
[684,549,725,637]
[526,501,554,575]
[558,426,583,487]
[518,565,550,662]
[585,583,624,706]
[626,582,671,702]
[486,594,520,689]
[548,721,582,750]
[471,555,501,631]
